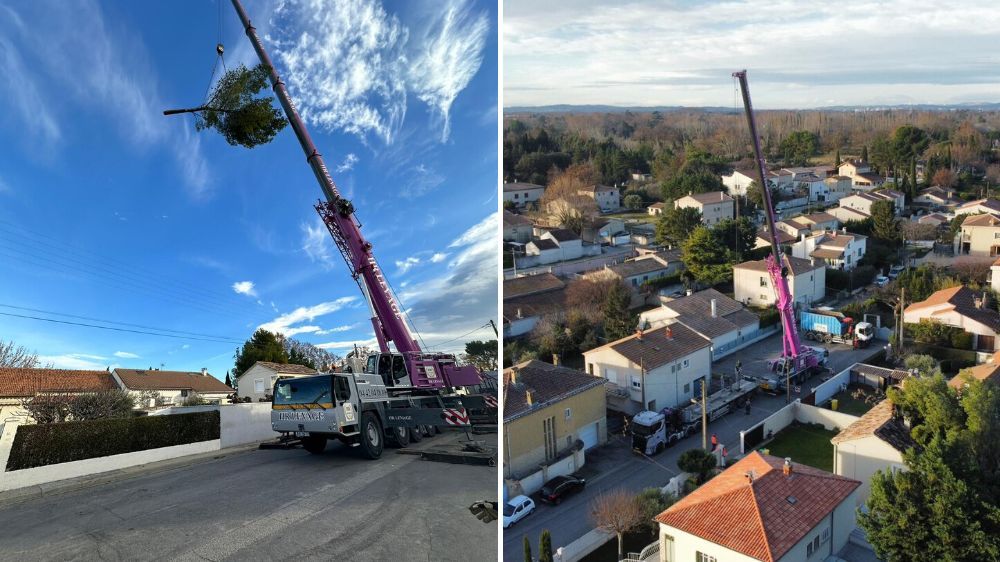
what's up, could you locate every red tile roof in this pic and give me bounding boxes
[588,323,711,371]
[503,273,565,300]
[0,368,115,398]
[655,452,860,562]
[250,362,318,375]
[114,369,234,393]
[831,400,915,453]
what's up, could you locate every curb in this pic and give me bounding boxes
[0,442,259,508]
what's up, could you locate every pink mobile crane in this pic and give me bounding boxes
[732,70,823,390]
[231,1,483,393]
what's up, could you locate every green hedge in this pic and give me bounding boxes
[7,410,220,471]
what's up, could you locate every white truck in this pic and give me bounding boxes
[630,378,757,455]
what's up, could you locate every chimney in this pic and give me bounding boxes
[201,368,208,376]
[800,232,806,242]
[745,470,755,484]
[526,390,534,406]
[783,457,793,476]
[842,226,847,233]
[636,329,643,340]
[509,369,517,384]
[665,327,673,340]
[552,354,560,366]
[711,299,717,318]
[516,307,523,319]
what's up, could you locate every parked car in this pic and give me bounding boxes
[887,265,904,279]
[874,275,889,287]
[502,495,535,528]
[539,475,587,505]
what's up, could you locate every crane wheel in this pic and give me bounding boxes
[409,426,424,443]
[386,425,410,448]
[359,412,384,459]
[302,435,327,455]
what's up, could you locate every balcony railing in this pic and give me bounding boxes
[621,540,660,562]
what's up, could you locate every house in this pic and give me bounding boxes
[823,175,853,203]
[767,169,794,189]
[954,198,1000,218]
[596,250,684,294]
[787,172,828,203]
[873,189,906,214]
[502,181,545,208]
[502,273,567,339]
[773,212,840,240]
[914,186,961,209]
[502,210,534,243]
[734,256,826,308]
[583,217,629,246]
[954,213,1000,256]
[993,257,1000,294]
[583,323,712,414]
[791,230,867,271]
[639,289,761,358]
[525,228,584,264]
[112,368,234,406]
[825,205,870,224]
[838,159,884,190]
[838,191,902,217]
[917,213,950,227]
[832,399,914,507]
[236,361,318,402]
[903,285,1000,352]
[722,168,760,195]
[753,228,797,250]
[949,351,1000,390]
[674,191,734,225]
[654,452,860,562]
[503,360,607,483]
[0,368,115,421]
[647,202,665,216]
[626,222,657,245]
[632,172,653,182]
[782,165,833,181]
[577,184,620,212]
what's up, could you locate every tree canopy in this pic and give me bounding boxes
[655,206,703,247]
[234,329,289,378]
[681,226,733,287]
[463,340,498,372]
[779,130,820,166]
[196,64,288,148]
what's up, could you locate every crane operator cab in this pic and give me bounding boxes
[366,352,412,388]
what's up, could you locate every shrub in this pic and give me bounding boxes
[68,390,135,421]
[678,448,717,483]
[754,307,781,328]
[7,411,220,471]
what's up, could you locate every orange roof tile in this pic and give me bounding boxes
[0,368,115,398]
[655,452,860,562]
[114,369,233,393]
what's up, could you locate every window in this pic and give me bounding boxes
[254,379,265,393]
[760,276,767,287]
[682,359,689,368]
[513,193,519,199]
[588,363,594,376]
[180,389,189,398]
[333,375,351,403]
[543,416,557,460]
[524,192,529,198]
[857,248,862,257]
[683,383,690,394]
[695,552,717,562]
[632,278,638,287]
[821,527,830,544]
[631,376,642,389]
[564,407,572,420]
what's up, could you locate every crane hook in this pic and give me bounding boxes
[216,43,225,56]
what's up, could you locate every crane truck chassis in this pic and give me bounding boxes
[630,378,757,455]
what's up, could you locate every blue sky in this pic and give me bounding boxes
[0,0,498,380]
[505,0,1000,108]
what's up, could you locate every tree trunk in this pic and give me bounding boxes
[617,532,624,561]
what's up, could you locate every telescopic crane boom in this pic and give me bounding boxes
[732,70,820,377]
[231,0,481,389]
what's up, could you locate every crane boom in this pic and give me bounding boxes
[732,70,819,376]
[231,0,481,389]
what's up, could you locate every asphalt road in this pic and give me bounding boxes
[502,334,882,561]
[0,432,498,562]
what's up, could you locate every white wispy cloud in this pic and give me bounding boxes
[315,324,357,335]
[0,176,10,194]
[403,163,446,198]
[395,256,421,274]
[267,0,487,144]
[113,351,140,359]
[504,0,1000,108]
[38,353,109,370]
[232,281,258,297]
[301,218,336,269]
[409,0,490,141]
[258,297,358,337]
[335,152,360,173]
[316,337,379,351]
[430,252,448,263]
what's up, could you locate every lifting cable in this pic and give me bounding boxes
[199,1,228,110]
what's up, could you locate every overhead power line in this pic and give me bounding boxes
[0,311,244,344]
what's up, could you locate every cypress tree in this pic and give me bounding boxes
[523,536,532,562]
[539,530,554,562]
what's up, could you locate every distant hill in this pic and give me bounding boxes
[503,103,1000,114]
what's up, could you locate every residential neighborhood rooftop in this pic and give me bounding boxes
[736,255,822,275]
[503,181,544,192]
[249,362,318,375]
[530,238,559,250]
[503,360,605,422]
[949,352,1000,389]
[113,369,234,393]
[904,285,1000,332]
[503,272,565,300]
[0,368,115,399]
[961,213,1000,227]
[682,190,733,204]
[605,258,673,279]
[831,399,916,453]
[661,288,759,339]
[655,452,860,562]
[502,209,533,227]
[596,323,711,371]
[545,228,579,242]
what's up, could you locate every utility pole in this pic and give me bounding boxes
[488,319,498,337]
[701,378,708,450]
[640,357,646,411]
[898,287,906,358]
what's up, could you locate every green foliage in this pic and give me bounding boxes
[754,307,781,328]
[503,340,538,368]
[7,411,220,471]
[903,354,940,376]
[681,227,733,287]
[871,200,900,245]
[677,448,717,483]
[224,371,233,388]
[907,319,967,348]
[21,390,136,424]
[523,536,532,562]
[539,530,554,562]
[234,329,289,378]
[891,125,930,170]
[635,488,675,535]
[655,206,703,247]
[602,282,638,342]
[660,171,725,200]
[841,217,874,237]
[711,217,756,260]
[894,265,961,303]
[779,131,820,166]
[196,64,288,148]
[640,272,683,292]
[464,340,498,372]
[623,193,644,210]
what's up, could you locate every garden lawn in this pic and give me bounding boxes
[828,384,879,417]
[756,422,837,473]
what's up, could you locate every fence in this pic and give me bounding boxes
[739,400,861,453]
[712,325,781,359]
[505,449,584,498]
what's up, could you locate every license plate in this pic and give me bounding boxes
[295,432,308,438]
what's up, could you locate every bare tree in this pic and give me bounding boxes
[68,390,135,421]
[0,339,40,368]
[932,168,957,188]
[20,394,74,424]
[590,489,644,560]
